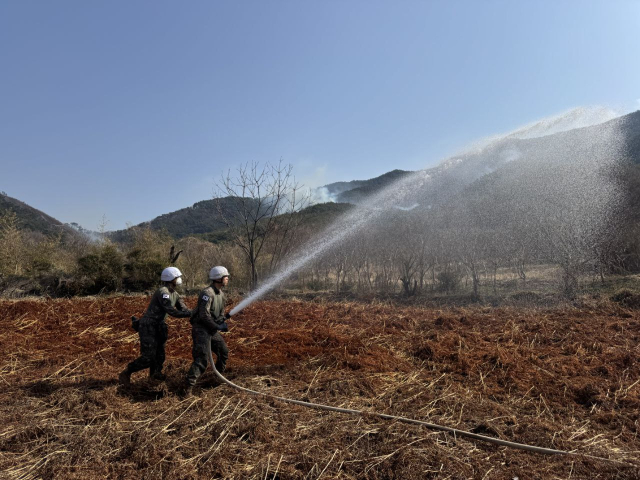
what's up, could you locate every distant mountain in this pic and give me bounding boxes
[316,169,412,203]
[0,193,77,238]
[111,110,640,241]
[420,109,640,210]
[111,194,357,243]
[336,170,414,203]
[109,196,261,241]
[317,110,640,210]
[6,110,639,245]
[197,201,354,244]
[320,179,369,198]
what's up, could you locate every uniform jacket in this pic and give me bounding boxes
[191,285,226,333]
[142,286,191,322]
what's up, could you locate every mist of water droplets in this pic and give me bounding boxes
[230,107,626,315]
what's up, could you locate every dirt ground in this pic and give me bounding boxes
[0,296,639,479]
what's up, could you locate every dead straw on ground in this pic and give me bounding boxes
[0,296,638,479]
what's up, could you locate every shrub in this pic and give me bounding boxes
[611,289,640,309]
[77,243,124,294]
[25,235,60,276]
[436,269,462,293]
[122,227,172,291]
[306,279,326,291]
[124,249,164,291]
[508,291,543,305]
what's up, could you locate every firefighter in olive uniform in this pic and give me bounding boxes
[119,267,192,386]
[184,266,231,395]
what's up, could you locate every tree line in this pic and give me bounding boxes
[1,160,638,301]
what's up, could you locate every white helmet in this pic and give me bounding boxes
[161,266,183,282]
[209,266,230,280]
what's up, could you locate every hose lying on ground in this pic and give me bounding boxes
[205,342,634,466]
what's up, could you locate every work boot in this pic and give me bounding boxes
[149,371,167,381]
[118,369,131,387]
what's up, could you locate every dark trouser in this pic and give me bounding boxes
[127,319,168,375]
[186,325,228,386]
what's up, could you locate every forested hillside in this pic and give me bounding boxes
[0,192,77,238]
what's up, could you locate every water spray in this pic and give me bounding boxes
[229,170,433,316]
[230,107,623,316]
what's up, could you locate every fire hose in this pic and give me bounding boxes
[205,339,633,466]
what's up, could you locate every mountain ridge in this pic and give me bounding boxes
[4,110,639,240]
[0,192,78,239]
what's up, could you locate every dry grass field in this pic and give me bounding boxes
[0,296,639,479]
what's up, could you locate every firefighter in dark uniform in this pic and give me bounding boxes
[184,266,231,395]
[119,267,192,386]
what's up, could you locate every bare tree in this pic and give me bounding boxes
[0,212,26,276]
[328,244,352,293]
[454,226,484,298]
[350,234,374,293]
[387,212,436,297]
[389,224,420,297]
[175,237,219,288]
[215,160,308,290]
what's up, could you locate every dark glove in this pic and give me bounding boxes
[224,312,231,319]
[218,321,229,332]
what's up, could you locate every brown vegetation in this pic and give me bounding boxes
[0,296,639,479]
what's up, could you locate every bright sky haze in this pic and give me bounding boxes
[1,1,639,230]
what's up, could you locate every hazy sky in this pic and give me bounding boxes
[1,1,639,230]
